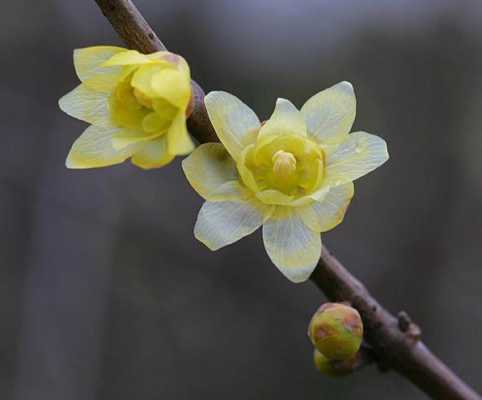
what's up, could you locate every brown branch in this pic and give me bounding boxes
[313,246,479,400]
[95,0,166,53]
[92,1,481,399]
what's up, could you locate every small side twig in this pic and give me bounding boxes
[92,1,481,399]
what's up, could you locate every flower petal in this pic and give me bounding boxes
[151,68,191,108]
[167,112,194,155]
[194,200,269,251]
[256,189,294,206]
[182,143,239,200]
[237,144,261,193]
[300,81,356,145]
[209,181,247,202]
[263,207,321,283]
[59,84,113,128]
[296,183,354,232]
[73,46,127,92]
[130,64,165,98]
[324,131,389,186]
[111,129,160,150]
[66,125,140,169]
[257,98,307,141]
[204,91,261,161]
[131,136,174,169]
[101,50,155,67]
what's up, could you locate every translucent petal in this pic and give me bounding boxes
[172,54,191,81]
[127,53,190,106]
[151,68,191,108]
[131,64,164,98]
[167,112,194,155]
[209,181,247,202]
[66,126,140,169]
[204,91,261,161]
[59,84,113,127]
[297,183,354,232]
[101,50,155,67]
[73,46,127,92]
[182,143,238,200]
[111,129,160,150]
[148,51,190,80]
[131,136,174,169]
[300,81,356,145]
[237,144,261,193]
[324,131,389,186]
[256,189,294,206]
[142,112,165,133]
[262,208,321,283]
[257,98,307,142]
[194,200,268,250]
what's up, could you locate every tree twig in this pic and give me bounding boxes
[312,246,479,399]
[92,1,481,398]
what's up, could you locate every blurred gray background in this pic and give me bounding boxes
[1,0,481,399]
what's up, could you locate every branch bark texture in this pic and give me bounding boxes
[93,1,481,399]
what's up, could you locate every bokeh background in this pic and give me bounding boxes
[1,0,482,399]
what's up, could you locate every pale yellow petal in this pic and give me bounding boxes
[172,54,191,81]
[209,181,247,202]
[167,112,194,155]
[101,50,155,67]
[301,81,356,145]
[296,183,354,232]
[194,200,269,251]
[59,84,113,127]
[130,64,164,98]
[73,46,127,92]
[148,51,190,77]
[262,207,321,283]
[254,185,330,208]
[74,46,125,78]
[257,98,307,142]
[237,144,261,193]
[151,68,191,108]
[182,143,239,200]
[204,91,261,161]
[66,126,140,169]
[128,54,190,106]
[324,131,389,186]
[111,129,160,150]
[256,189,294,206]
[131,136,174,169]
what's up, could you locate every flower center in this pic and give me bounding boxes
[272,150,297,178]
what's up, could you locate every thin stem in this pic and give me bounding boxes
[92,1,481,398]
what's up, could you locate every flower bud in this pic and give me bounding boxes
[308,303,363,361]
[313,349,360,377]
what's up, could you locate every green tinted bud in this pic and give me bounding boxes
[308,303,363,361]
[313,349,359,377]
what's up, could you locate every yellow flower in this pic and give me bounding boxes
[59,46,194,169]
[182,82,389,283]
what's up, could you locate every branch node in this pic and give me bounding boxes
[398,311,422,341]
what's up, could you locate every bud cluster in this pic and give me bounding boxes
[308,302,364,376]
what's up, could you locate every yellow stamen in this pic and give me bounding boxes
[272,150,297,178]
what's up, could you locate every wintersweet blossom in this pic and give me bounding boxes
[182,82,389,283]
[59,46,194,169]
